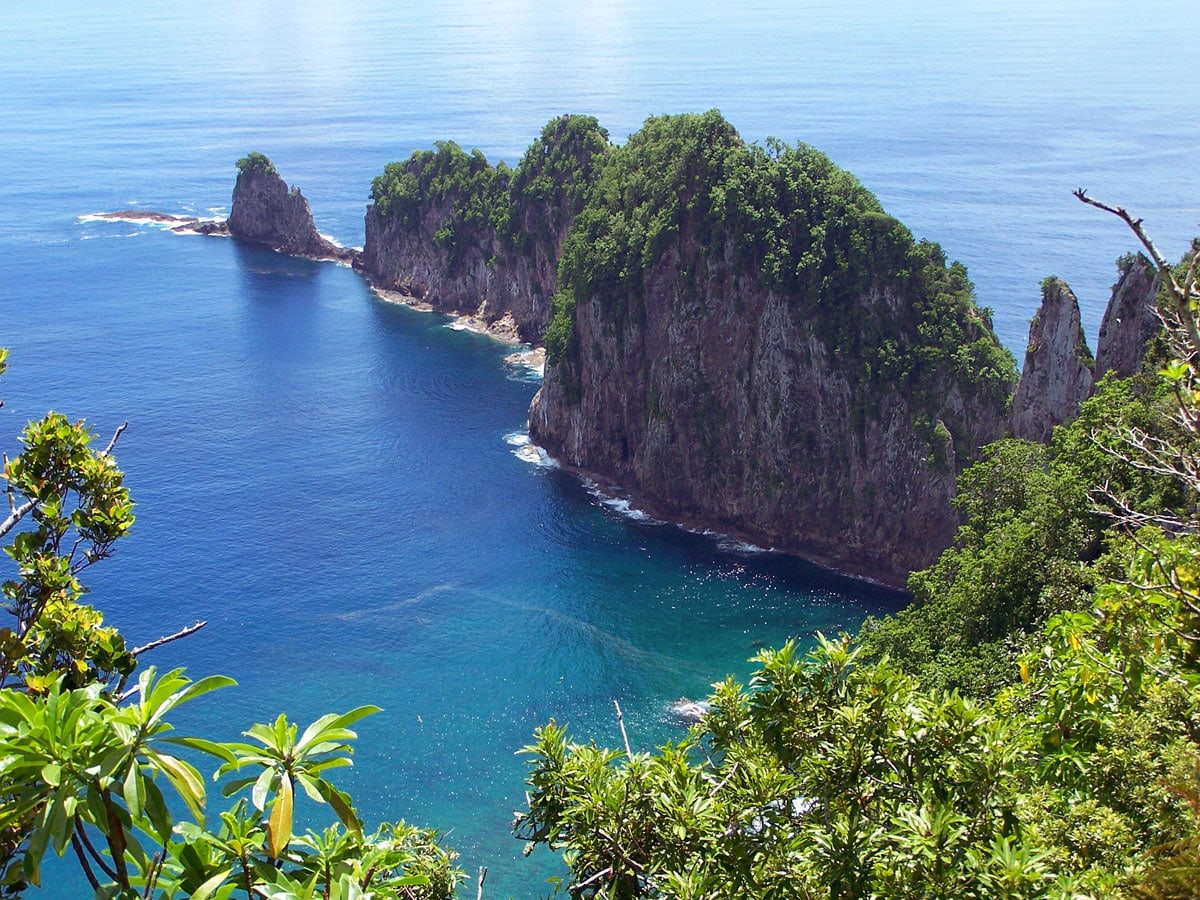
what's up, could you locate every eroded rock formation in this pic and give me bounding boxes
[525,113,1015,587]
[227,154,356,263]
[1094,254,1159,382]
[1010,277,1094,443]
[356,116,611,342]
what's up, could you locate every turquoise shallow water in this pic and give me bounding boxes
[1,2,1197,896]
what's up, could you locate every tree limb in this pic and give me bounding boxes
[1075,189,1200,361]
[0,498,36,539]
[130,620,207,658]
[613,699,632,757]
[102,421,129,457]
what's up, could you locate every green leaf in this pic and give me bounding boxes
[315,780,361,834]
[162,735,238,765]
[189,868,234,900]
[251,766,275,812]
[122,763,145,819]
[267,775,294,859]
[147,751,206,824]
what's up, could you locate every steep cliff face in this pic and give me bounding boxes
[227,153,355,263]
[1010,277,1094,443]
[1094,254,1159,381]
[529,113,1016,587]
[358,116,611,342]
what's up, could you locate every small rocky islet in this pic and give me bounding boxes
[106,112,1159,588]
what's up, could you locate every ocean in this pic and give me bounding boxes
[1,2,1196,895]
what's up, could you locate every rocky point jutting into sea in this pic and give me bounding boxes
[102,112,1163,589]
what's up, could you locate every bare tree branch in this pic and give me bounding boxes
[102,421,129,457]
[1075,189,1200,362]
[129,620,207,658]
[613,699,632,757]
[0,498,36,539]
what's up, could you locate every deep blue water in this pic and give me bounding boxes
[1,2,1197,896]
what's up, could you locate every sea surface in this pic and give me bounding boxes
[1,2,1197,896]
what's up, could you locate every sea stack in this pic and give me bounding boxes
[227,153,356,263]
[1010,277,1094,443]
[1094,253,1160,382]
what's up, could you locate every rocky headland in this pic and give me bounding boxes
[525,112,1017,587]
[98,116,1165,588]
[355,116,611,343]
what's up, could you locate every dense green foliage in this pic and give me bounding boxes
[514,236,1200,898]
[0,357,460,899]
[859,368,1198,697]
[370,141,512,270]
[544,110,1015,420]
[504,115,612,248]
[236,152,276,178]
[369,115,612,277]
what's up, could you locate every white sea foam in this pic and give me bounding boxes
[504,347,546,379]
[78,212,223,231]
[582,479,663,524]
[714,535,771,555]
[504,431,557,467]
[668,698,710,723]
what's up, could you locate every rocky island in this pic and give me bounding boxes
[99,113,1164,588]
[359,111,1022,586]
[93,152,357,265]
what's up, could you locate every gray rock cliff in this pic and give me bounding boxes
[227,154,356,263]
[1010,277,1094,443]
[1094,254,1160,382]
[357,116,611,342]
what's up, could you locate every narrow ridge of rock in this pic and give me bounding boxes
[1010,277,1094,443]
[1094,253,1160,381]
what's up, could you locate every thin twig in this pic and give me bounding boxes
[613,699,632,757]
[1075,189,1200,360]
[0,498,36,539]
[102,421,129,456]
[572,866,614,892]
[476,865,487,900]
[130,620,207,657]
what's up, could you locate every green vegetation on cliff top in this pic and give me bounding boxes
[547,110,1014,409]
[369,115,612,272]
[235,151,276,177]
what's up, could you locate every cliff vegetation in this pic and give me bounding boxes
[360,115,612,340]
